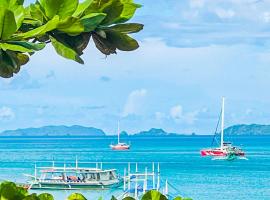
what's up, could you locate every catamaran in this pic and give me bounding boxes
[110,122,130,150]
[24,160,122,190]
[200,97,245,160]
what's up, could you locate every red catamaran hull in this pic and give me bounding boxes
[201,149,245,157]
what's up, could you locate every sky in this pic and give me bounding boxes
[1,0,270,134]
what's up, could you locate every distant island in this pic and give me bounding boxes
[133,128,178,137]
[1,124,270,136]
[0,126,182,137]
[224,124,270,136]
[0,125,106,136]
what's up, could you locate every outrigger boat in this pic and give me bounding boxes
[24,160,122,190]
[110,122,130,150]
[200,97,246,160]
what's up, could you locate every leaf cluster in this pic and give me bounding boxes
[0,0,143,78]
[0,182,193,200]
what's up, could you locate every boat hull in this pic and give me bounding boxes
[201,148,245,157]
[28,181,122,190]
[110,144,130,150]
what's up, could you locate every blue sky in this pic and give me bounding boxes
[1,0,270,134]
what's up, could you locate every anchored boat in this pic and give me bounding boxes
[24,160,122,190]
[200,97,245,160]
[110,122,130,150]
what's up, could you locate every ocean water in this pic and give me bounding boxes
[0,136,269,200]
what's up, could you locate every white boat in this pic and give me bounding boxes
[200,97,245,160]
[24,160,122,190]
[110,122,130,150]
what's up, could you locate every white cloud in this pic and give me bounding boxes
[190,0,205,8]
[0,107,15,121]
[122,89,147,117]
[262,12,270,23]
[155,112,167,122]
[170,105,199,124]
[245,108,253,115]
[162,22,181,30]
[215,8,235,19]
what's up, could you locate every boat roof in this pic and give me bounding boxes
[38,167,117,173]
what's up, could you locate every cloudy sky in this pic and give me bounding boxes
[1,0,270,134]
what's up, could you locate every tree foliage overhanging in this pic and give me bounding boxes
[0,0,143,78]
[0,181,193,200]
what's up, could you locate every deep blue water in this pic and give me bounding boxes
[0,136,269,200]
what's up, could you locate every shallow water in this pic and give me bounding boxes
[0,136,269,200]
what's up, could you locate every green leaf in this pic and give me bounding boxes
[22,193,39,200]
[113,0,141,24]
[173,197,183,200]
[73,0,93,17]
[7,41,45,51]
[107,23,143,34]
[0,0,24,9]
[141,190,168,200]
[106,30,139,51]
[111,196,117,200]
[81,13,106,32]
[67,193,87,200]
[13,5,24,29]
[39,0,79,19]
[123,197,136,200]
[50,35,84,64]
[85,0,112,13]
[57,16,84,35]
[19,15,59,39]
[0,181,28,199]
[38,193,54,200]
[54,33,91,55]
[0,42,34,52]
[101,0,123,25]
[0,8,17,40]
[92,32,116,55]
[26,3,46,24]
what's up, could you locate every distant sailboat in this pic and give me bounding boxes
[110,122,130,150]
[200,97,245,160]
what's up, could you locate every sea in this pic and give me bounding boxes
[0,136,269,200]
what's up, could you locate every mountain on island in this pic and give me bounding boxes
[0,125,106,136]
[224,124,270,136]
[133,128,178,136]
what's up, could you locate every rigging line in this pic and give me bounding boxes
[211,108,222,147]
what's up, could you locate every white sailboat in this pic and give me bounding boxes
[200,97,245,160]
[110,122,130,150]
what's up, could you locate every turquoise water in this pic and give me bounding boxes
[0,136,269,200]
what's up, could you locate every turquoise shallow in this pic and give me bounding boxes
[0,136,269,200]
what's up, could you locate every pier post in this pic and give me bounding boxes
[135,176,138,200]
[128,163,131,193]
[157,163,160,190]
[165,180,168,196]
[123,168,126,191]
[34,163,37,181]
[64,163,67,181]
[152,162,155,189]
[143,167,147,193]
[135,162,138,172]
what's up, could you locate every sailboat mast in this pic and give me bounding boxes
[117,121,120,144]
[221,97,225,149]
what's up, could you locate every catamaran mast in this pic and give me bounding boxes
[118,121,120,144]
[221,97,225,149]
